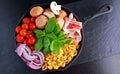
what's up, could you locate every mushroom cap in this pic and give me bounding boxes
[44,8,51,12]
[30,6,43,17]
[35,15,48,29]
[57,10,67,18]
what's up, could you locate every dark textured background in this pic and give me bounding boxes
[0,0,120,74]
[64,0,120,65]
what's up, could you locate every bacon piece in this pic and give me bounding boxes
[63,13,82,42]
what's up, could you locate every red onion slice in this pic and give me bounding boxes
[26,51,45,70]
[31,51,44,66]
[15,44,26,56]
[15,44,45,70]
[21,55,28,62]
[39,52,45,61]
[27,62,42,70]
[25,45,32,55]
[23,50,37,61]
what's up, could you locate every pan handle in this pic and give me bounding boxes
[83,4,113,25]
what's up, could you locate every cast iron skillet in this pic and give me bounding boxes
[16,3,112,72]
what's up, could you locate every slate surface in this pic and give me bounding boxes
[0,0,120,74]
[64,0,120,65]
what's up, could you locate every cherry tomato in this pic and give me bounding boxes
[29,45,34,51]
[26,31,34,38]
[24,39,29,45]
[30,23,36,31]
[15,26,22,33]
[30,17,35,22]
[16,34,24,42]
[20,29,27,36]
[28,37,36,44]
[22,23,29,30]
[22,17,30,24]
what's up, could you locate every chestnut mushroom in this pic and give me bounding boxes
[30,6,43,17]
[56,17,64,29]
[43,10,55,18]
[57,10,67,18]
[44,8,51,12]
[35,15,48,29]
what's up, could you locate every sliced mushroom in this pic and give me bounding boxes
[57,10,67,18]
[30,6,43,17]
[43,10,55,18]
[50,1,61,15]
[35,15,48,29]
[56,17,64,29]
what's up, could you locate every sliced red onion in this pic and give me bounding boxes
[15,44,37,61]
[23,50,37,61]
[15,44,45,70]
[27,62,42,70]
[31,51,44,66]
[27,51,45,70]
[32,58,40,64]
[39,52,44,61]
[21,55,28,62]
[15,44,26,56]
[25,45,32,55]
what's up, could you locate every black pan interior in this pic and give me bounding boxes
[17,4,84,72]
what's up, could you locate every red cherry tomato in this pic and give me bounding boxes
[29,45,34,51]
[30,23,36,31]
[22,23,29,30]
[22,17,30,24]
[24,39,29,45]
[20,29,27,36]
[30,17,35,22]
[15,26,22,33]
[26,31,34,38]
[28,37,36,44]
[16,34,24,42]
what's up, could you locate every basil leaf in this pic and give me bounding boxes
[46,32,57,40]
[52,48,60,54]
[50,40,58,51]
[34,29,45,38]
[50,40,62,54]
[61,38,71,44]
[43,37,50,48]
[45,17,56,33]
[34,37,43,52]
[54,24,61,35]
[57,31,66,40]
[43,47,51,54]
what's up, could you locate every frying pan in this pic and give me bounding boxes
[16,3,113,72]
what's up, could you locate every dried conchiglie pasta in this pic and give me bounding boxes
[42,41,79,71]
